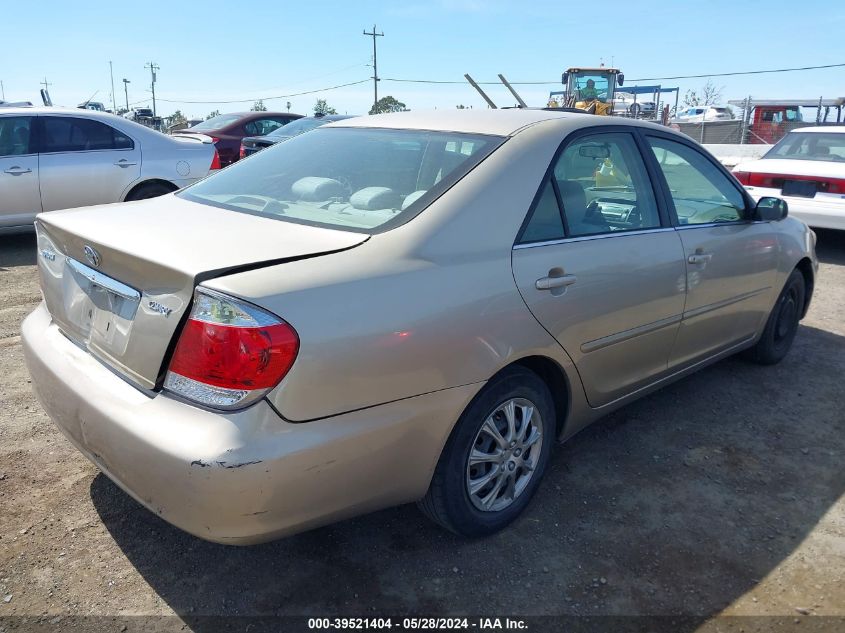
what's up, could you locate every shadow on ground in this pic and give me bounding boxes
[0,233,36,268]
[90,315,845,627]
[815,228,845,265]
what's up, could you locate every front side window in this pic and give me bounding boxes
[180,127,503,232]
[42,117,133,153]
[0,116,33,156]
[648,136,746,224]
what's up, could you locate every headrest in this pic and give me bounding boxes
[291,177,344,201]
[401,190,427,210]
[349,187,401,210]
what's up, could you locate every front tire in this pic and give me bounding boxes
[745,269,805,365]
[418,366,556,537]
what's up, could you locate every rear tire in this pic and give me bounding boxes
[125,182,175,201]
[744,269,805,365]
[418,366,556,537]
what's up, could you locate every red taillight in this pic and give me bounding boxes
[239,143,246,159]
[734,171,845,194]
[209,148,221,170]
[210,136,220,144]
[733,171,750,185]
[165,290,299,409]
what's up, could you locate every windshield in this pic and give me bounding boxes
[190,114,241,130]
[764,131,845,162]
[268,117,339,138]
[572,72,612,102]
[179,127,504,232]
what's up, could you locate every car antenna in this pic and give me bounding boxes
[464,74,497,109]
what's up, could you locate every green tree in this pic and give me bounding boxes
[314,99,337,115]
[369,96,407,115]
[165,110,187,128]
[206,110,221,120]
[251,99,267,112]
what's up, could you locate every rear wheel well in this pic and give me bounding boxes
[124,179,178,201]
[510,356,570,437]
[795,257,814,318]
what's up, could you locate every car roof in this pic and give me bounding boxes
[790,126,845,133]
[326,109,602,136]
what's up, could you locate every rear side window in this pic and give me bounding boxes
[41,117,133,153]
[244,118,287,136]
[520,180,565,243]
[518,131,661,243]
[180,127,503,232]
[0,116,33,156]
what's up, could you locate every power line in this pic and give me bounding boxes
[628,62,845,81]
[150,79,371,105]
[380,62,845,85]
[125,61,845,109]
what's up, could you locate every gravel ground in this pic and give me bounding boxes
[0,230,843,631]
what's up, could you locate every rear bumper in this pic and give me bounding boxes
[747,186,845,231]
[22,303,476,544]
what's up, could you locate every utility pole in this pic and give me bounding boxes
[40,77,52,92]
[109,61,116,113]
[0,80,4,100]
[122,78,131,112]
[363,24,384,112]
[144,62,159,116]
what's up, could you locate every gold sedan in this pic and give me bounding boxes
[23,110,816,543]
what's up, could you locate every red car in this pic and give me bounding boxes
[173,111,302,166]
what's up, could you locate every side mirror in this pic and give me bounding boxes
[562,72,569,85]
[617,73,624,87]
[754,197,788,221]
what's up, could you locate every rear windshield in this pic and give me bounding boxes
[190,114,241,130]
[764,131,845,162]
[179,127,504,232]
[267,117,338,138]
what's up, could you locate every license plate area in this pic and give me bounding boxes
[61,258,141,356]
[782,180,817,198]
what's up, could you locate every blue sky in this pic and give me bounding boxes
[2,0,843,119]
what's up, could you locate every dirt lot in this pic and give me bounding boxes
[1,230,843,631]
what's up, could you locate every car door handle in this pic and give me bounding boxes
[3,166,32,175]
[535,274,577,290]
[687,253,713,265]
[114,159,138,167]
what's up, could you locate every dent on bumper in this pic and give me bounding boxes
[22,303,479,544]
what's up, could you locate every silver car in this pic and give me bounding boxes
[23,110,816,544]
[0,107,217,234]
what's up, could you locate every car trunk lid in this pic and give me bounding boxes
[35,194,368,390]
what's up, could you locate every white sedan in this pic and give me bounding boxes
[734,126,845,230]
[0,107,218,234]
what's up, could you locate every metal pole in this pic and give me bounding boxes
[109,61,116,112]
[123,79,130,112]
[497,74,527,108]
[363,25,384,112]
[464,74,497,109]
[0,80,4,100]
[145,62,159,117]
